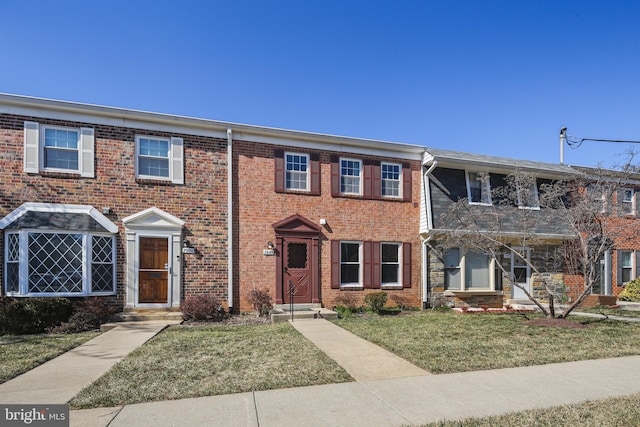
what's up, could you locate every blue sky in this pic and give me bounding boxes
[1,0,639,168]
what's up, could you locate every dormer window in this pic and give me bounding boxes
[466,171,491,205]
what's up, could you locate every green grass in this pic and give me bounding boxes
[0,332,99,383]
[420,392,640,427]
[70,322,352,409]
[577,306,640,318]
[334,311,640,374]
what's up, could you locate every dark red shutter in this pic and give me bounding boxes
[310,153,320,195]
[330,155,340,197]
[274,150,284,193]
[372,161,381,200]
[363,160,372,199]
[402,163,412,202]
[331,240,340,289]
[402,242,412,288]
[372,241,381,288]
[363,241,374,288]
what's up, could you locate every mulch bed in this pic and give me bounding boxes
[524,318,593,329]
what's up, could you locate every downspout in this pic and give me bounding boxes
[227,128,234,311]
[421,160,437,308]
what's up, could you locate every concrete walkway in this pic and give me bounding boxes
[290,319,429,380]
[0,320,178,404]
[70,355,640,427]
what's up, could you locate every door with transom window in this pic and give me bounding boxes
[138,237,169,304]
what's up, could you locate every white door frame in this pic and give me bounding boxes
[134,234,172,308]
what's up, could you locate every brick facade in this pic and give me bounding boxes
[0,112,228,308]
[234,140,423,312]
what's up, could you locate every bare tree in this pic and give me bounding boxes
[440,164,640,319]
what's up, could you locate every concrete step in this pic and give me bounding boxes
[271,307,337,323]
[109,310,184,327]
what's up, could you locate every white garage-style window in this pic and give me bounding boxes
[0,203,118,296]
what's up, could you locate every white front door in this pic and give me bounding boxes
[511,248,530,299]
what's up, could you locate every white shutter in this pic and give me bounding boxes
[171,137,184,184]
[23,121,40,173]
[79,127,95,178]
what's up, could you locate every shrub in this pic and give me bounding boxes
[180,294,227,322]
[390,294,411,310]
[50,298,118,334]
[332,292,360,311]
[246,288,273,317]
[619,278,640,302]
[0,297,73,335]
[364,291,388,313]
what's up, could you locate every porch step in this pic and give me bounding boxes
[111,309,184,324]
[271,307,337,323]
[274,303,322,311]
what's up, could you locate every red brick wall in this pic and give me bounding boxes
[234,140,422,312]
[0,113,228,306]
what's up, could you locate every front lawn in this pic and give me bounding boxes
[422,392,640,427]
[70,322,352,409]
[334,311,640,374]
[577,306,640,318]
[0,332,99,383]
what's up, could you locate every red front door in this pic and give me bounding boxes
[283,239,312,304]
[138,237,169,304]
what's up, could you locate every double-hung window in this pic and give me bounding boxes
[517,181,540,209]
[135,135,184,184]
[285,152,309,191]
[622,189,635,215]
[381,163,402,198]
[618,250,634,285]
[444,247,498,291]
[381,242,401,286]
[340,158,362,195]
[23,122,95,177]
[466,171,491,205]
[340,241,362,287]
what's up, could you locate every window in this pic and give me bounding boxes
[340,241,361,286]
[135,135,184,184]
[331,240,411,289]
[466,171,491,205]
[618,250,634,285]
[0,203,118,297]
[381,243,401,285]
[23,122,95,177]
[517,181,539,209]
[443,247,497,291]
[622,189,635,215]
[340,158,362,194]
[5,231,115,296]
[381,163,402,198]
[285,152,309,191]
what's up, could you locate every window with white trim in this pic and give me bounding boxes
[517,181,540,209]
[135,135,184,183]
[381,163,402,198]
[285,152,309,191]
[340,241,362,286]
[340,158,362,195]
[622,188,635,215]
[381,242,401,286]
[444,247,498,291]
[618,250,634,285]
[23,122,95,177]
[5,231,116,296]
[466,171,492,205]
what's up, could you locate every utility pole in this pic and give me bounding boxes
[560,127,567,164]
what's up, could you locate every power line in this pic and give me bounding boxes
[566,136,640,149]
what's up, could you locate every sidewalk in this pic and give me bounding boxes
[0,320,178,404]
[71,355,640,427]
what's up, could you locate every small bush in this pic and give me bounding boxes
[390,294,411,310]
[364,291,388,313]
[619,278,640,302]
[246,288,273,317]
[0,297,73,335]
[50,298,118,334]
[181,294,227,322]
[332,293,360,311]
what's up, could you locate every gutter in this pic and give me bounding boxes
[421,160,437,309]
[227,128,234,311]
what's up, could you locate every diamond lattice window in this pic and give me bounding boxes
[92,235,114,292]
[28,233,83,293]
[6,233,19,293]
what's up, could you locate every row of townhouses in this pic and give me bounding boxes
[0,94,637,313]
